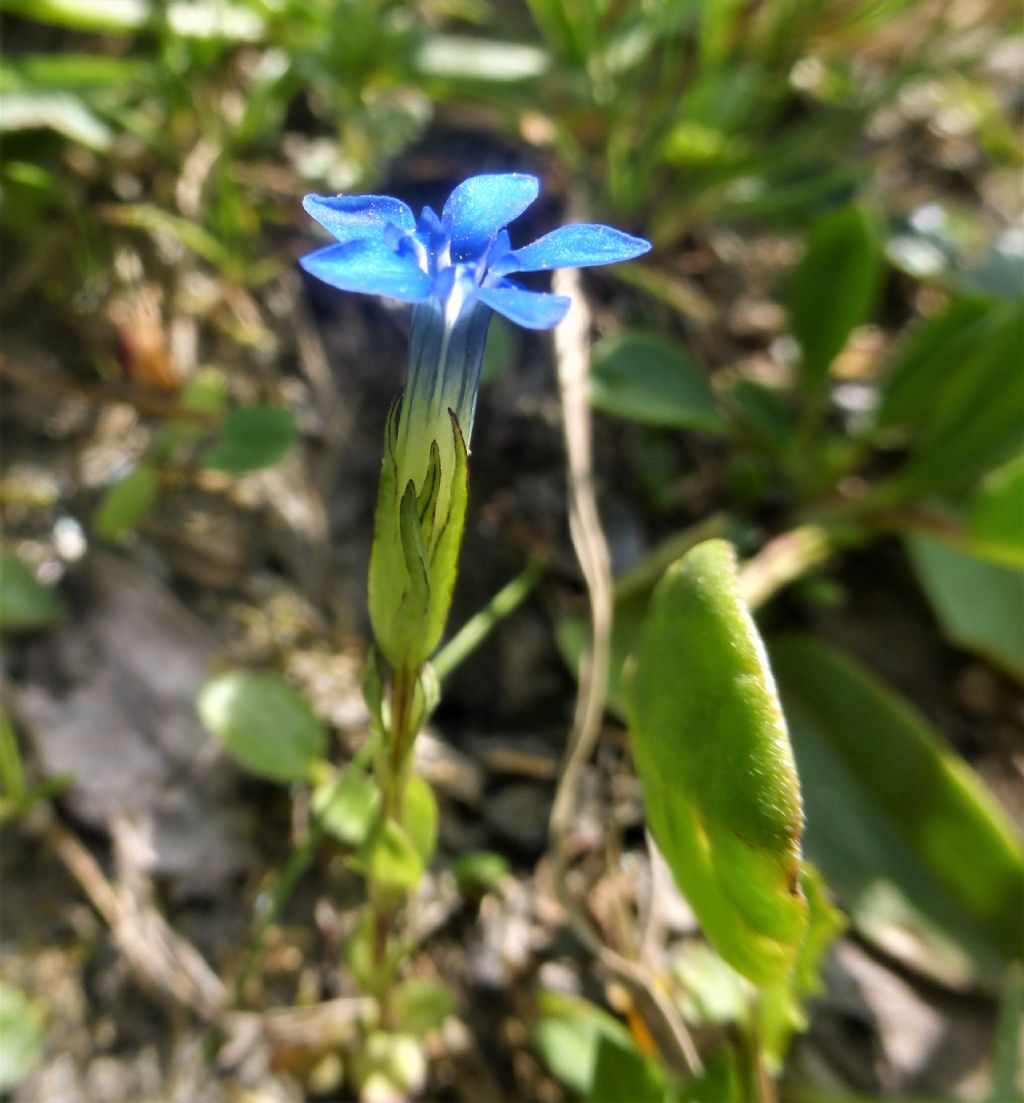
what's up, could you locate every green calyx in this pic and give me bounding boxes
[368,398,469,670]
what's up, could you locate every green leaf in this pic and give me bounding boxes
[789,205,882,395]
[391,978,455,1037]
[454,850,509,895]
[990,965,1024,1103]
[314,765,380,847]
[759,864,846,1072]
[364,818,424,894]
[971,455,1024,565]
[0,0,150,32]
[198,671,325,783]
[894,301,1024,495]
[201,404,297,475]
[0,553,65,632]
[772,634,1024,975]
[589,331,724,433]
[874,297,992,433]
[399,774,438,868]
[92,464,159,542]
[907,534,1024,682]
[0,91,112,150]
[624,539,806,985]
[0,54,146,91]
[533,992,664,1103]
[0,982,44,1093]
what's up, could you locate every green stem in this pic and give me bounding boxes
[432,560,544,682]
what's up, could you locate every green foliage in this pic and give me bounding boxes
[369,406,470,668]
[789,205,883,396]
[399,774,438,869]
[198,670,325,783]
[907,534,1024,683]
[0,553,66,632]
[971,456,1024,565]
[534,991,667,1103]
[589,331,724,433]
[92,464,159,542]
[0,982,44,1093]
[390,978,455,1037]
[454,850,509,896]
[773,635,1024,975]
[201,404,298,476]
[625,540,806,985]
[314,763,380,848]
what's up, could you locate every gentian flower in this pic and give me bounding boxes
[300,173,650,669]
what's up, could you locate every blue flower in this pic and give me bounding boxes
[300,173,650,331]
[300,174,649,668]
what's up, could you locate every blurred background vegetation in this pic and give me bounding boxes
[0,1,1021,1101]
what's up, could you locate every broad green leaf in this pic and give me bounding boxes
[772,635,1024,974]
[364,818,423,894]
[971,455,1024,565]
[907,534,1024,682]
[0,982,44,1092]
[391,978,455,1037]
[201,404,297,475]
[534,991,664,1103]
[314,765,380,847]
[92,464,159,542]
[399,775,438,868]
[198,671,325,783]
[789,205,882,395]
[625,540,806,985]
[589,332,724,433]
[0,553,65,632]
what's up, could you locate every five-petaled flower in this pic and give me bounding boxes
[300,173,650,668]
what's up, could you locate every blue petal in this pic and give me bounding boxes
[442,174,539,261]
[477,281,571,330]
[303,193,417,245]
[501,223,651,273]
[300,241,432,303]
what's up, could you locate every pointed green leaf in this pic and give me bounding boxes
[789,205,882,394]
[92,463,159,541]
[422,411,469,657]
[772,634,1024,975]
[198,670,325,783]
[625,539,807,984]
